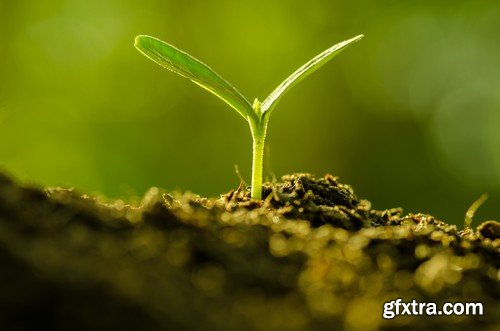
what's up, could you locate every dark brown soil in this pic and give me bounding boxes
[0,172,498,330]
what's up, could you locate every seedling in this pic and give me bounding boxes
[464,193,489,229]
[134,34,363,199]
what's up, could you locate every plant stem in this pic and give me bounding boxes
[251,135,265,199]
[249,110,269,200]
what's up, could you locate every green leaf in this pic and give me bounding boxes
[134,35,254,120]
[261,34,364,115]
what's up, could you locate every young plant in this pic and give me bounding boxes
[134,34,363,199]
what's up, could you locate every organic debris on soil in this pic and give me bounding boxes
[0,172,498,330]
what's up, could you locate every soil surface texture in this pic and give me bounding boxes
[0,172,498,330]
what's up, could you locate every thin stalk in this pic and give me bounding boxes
[249,114,269,199]
[251,135,265,199]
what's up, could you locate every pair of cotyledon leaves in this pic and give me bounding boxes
[134,34,364,122]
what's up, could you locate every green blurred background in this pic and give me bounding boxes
[1,0,499,224]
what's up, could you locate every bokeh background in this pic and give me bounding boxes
[1,0,499,225]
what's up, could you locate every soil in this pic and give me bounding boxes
[0,172,498,330]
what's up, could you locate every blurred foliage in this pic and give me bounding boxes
[0,0,499,224]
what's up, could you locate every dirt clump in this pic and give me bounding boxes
[0,172,498,330]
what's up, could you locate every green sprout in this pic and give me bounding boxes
[464,193,489,229]
[134,34,363,199]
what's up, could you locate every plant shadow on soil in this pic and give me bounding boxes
[0,172,498,330]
